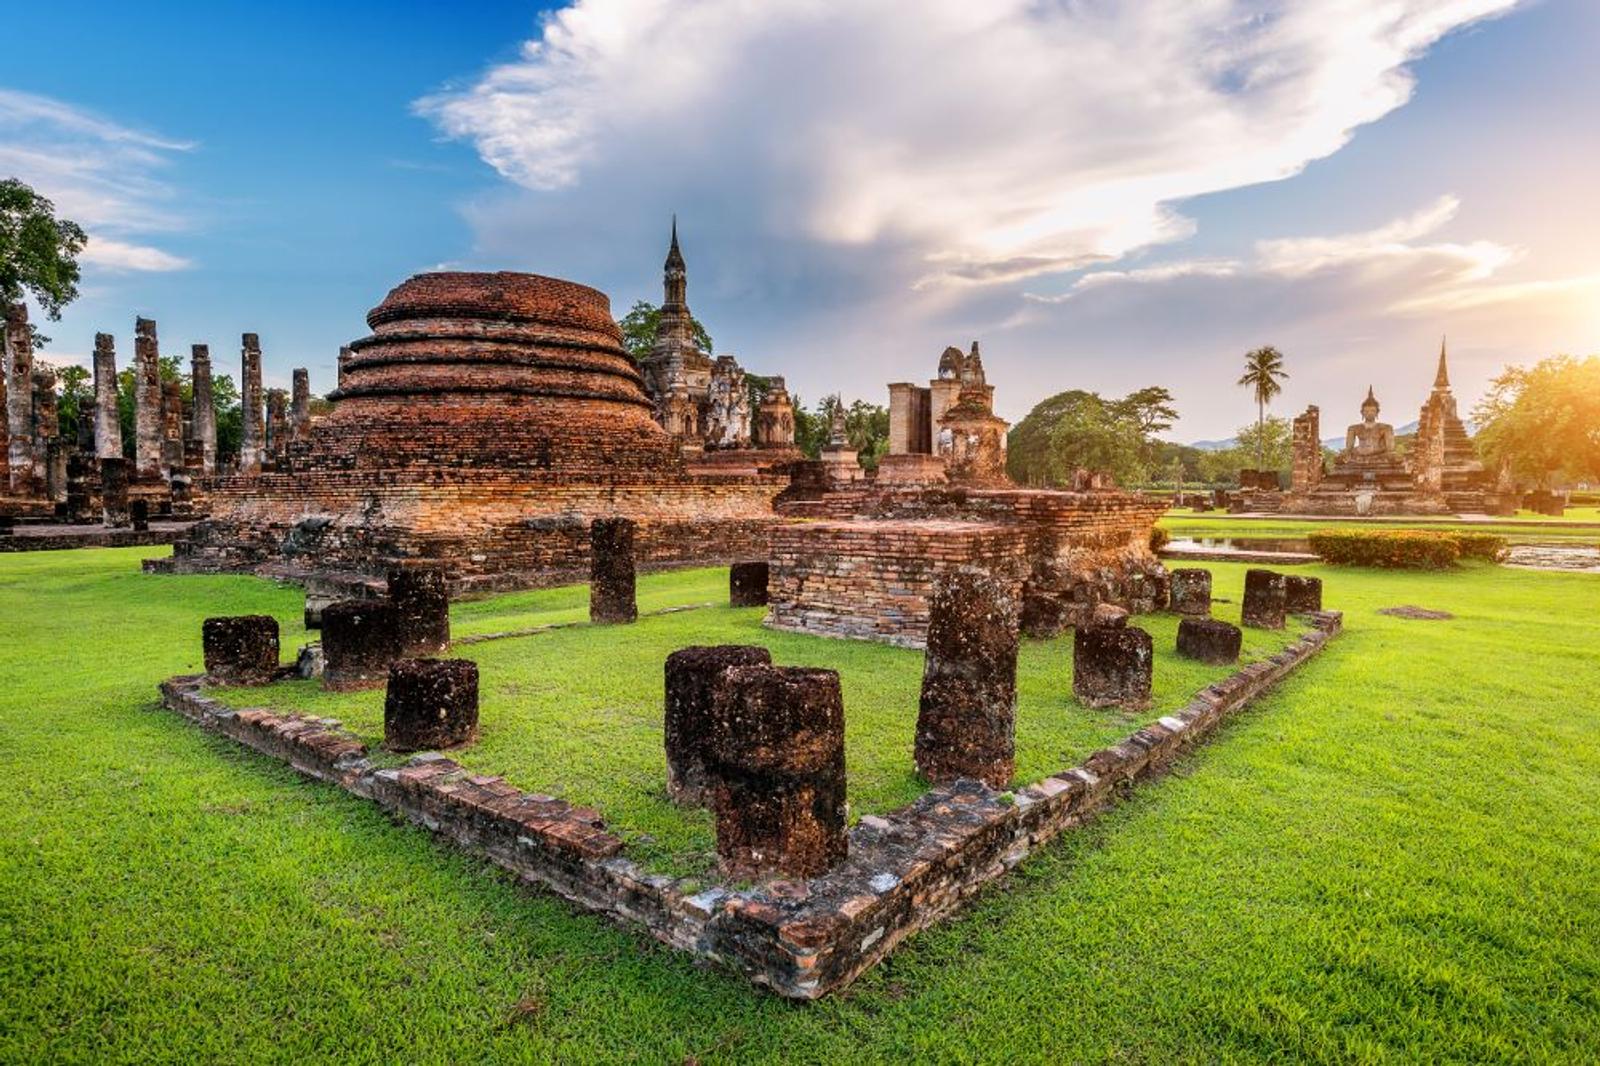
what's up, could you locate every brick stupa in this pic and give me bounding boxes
[160,272,783,591]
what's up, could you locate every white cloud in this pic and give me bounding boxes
[0,88,194,272]
[420,0,1519,289]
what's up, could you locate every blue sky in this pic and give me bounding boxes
[6,0,1596,439]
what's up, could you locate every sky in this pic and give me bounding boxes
[5,0,1597,441]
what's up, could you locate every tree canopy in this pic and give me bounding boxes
[1237,345,1289,470]
[794,393,890,470]
[1006,386,1175,487]
[0,179,86,346]
[1473,354,1600,487]
[617,300,713,361]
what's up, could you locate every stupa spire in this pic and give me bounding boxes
[1434,335,1451,389]
[662,215,687,311]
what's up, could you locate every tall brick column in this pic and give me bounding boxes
[32,367,63,502]
[915,569,1019,789]
[590,517,637,624]
[6,303,35,493]
[93,333,122,460]
[190,344,216,474]
[239,333,265,475]
[133,317,163,480]
[160,377,185,472]
[291,368,311,440]
[708,665,848,879]
[265,388,288,465]
[664,644,772,806]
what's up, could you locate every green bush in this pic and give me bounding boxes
[1308,530,1461,569]
[1452,532,1510,562]
[1150,526,1171,552]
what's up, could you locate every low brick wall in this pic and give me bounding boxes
[159,610,1340,999]
[766,520,1028,648]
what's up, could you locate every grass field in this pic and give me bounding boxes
[2,547,1597,1062]
[1161,509,1600,544]
[205,568,1303,877]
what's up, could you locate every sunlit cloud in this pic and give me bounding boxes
[0,88,195,272]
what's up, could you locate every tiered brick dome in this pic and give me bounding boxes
[307,272,679,473]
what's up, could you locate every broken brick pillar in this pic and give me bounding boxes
[239,333,265,475]
[202,615,280,683]
[663,644,773,806]
[290,367,312,440]
[100,458,130,526]
[189,344,217,474]
[708,665,848,879]
[1168,568,1212,616]
[321,600,402,691]
[92,332,122,460]
[729,561,770,607]
[1073,624,1153,710]
[1284,574,1323,614]
[132,317,163,480]
[1176,617,1242,665]
[1242,569,1287,629]
[915,568,1019,789]
[129,498,150,531]
[388,566,451,656]
[65,453,97,523]
[589,517,637,624]
[384,658,479,752]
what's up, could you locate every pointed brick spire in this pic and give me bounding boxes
[1434,335,1450,389]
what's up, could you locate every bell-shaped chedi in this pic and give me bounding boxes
[160,271,783,589]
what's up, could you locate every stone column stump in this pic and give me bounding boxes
[100,458,130,527]
[729,561,770,607]
[1176,617,1242,665]
[590,517,637,624]
[1284,574,1323,614]
[384,658,479,752]
[202,615,280,684]
[708,665,848,879]
[130,498,150,532]
[1073,624,1153,710]
[664,645,773,806]
[1242,569,1287,629]
[915,569,1020,789]
[321,600,402,691]
[389,566,451,655]
[1168,568,1212,616]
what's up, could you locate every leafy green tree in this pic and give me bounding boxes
[1237,346,1289,471]
[0,179,87,347]
[37,361,92,442]
[1196,417,1293,485]
[617,300,713,361]
[1007,386,1175,487]
[1473,354,1600,487]
[793,393,889,469]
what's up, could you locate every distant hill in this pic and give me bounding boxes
[1189,419,1431,452]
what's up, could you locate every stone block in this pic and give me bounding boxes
[1284,574,1323,614]
[708,665,848,879]
[384,658,479,752]
[202,615,280,684]
[664,645,772,806]
[321,600,402,691]
[388,566,451,655]
[1176,617,1241,665]
[729,561,770,607]
[1168,568,1212,616]
[915,569,1019,789]
[590,517,637,624]
[1073,624,1153,710]
[1242,569,1287,629]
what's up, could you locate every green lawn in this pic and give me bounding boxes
[2,547,1596,1062]
[1162,509,1600,544]
[206,567,1303,877]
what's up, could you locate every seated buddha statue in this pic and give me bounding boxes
[1341,386,1396,464]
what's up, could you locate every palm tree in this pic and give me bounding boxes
[1237,346,1289,471]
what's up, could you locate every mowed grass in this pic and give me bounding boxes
[208,567,1303,877]
[1,547,1596,1062]
[1161,509,1600,544]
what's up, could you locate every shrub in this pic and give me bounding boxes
[1452,533,1509,562]
[1308,530,1461,569]
[1149,526,1171,552]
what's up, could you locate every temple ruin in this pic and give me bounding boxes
[1276,341,1514,516]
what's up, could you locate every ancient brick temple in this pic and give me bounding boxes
[1277,341,1513,516]
[638,220,797,468]
[764,336,1165,647]
[159,271,784,590]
